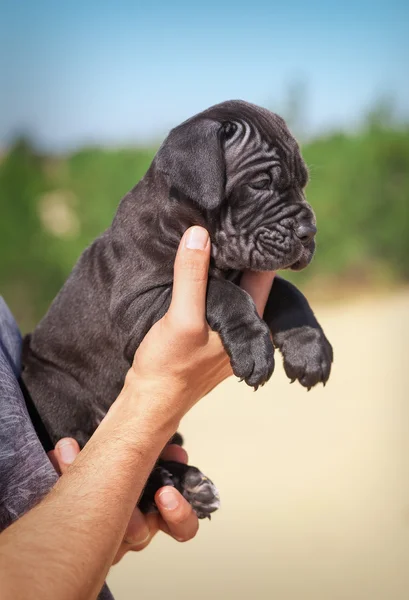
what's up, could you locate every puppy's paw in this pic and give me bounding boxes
[275,326,333,389]
[138,461,220,520]
[180,466,220,519]
[229,323,275,389]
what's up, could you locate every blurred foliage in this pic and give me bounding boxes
[1,115,409,332]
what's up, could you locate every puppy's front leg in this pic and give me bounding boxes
[111,284,173,362]
[206,278,275,388]
[263,276,333,389]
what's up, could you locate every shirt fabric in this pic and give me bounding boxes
[0,296,113,600]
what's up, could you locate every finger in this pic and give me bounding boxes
[123,507,152,548]
[54,438,81,474]
[155,486,199,542]
[161,443,188,464]
[113,512,160,563]
[240,270,276,317]
[167,227,210,329]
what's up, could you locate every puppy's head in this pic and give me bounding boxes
[155,100,316,272]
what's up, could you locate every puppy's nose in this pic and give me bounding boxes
[295,222,317,245]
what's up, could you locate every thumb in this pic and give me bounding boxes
[55,438,80,473]
[167,227,210,329]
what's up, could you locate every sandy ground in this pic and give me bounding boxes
[108,290,409,600]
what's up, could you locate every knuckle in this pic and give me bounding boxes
[178,257,208,282]
[174,318,207,339]
[170,512,188,527]
[183,322,207,338]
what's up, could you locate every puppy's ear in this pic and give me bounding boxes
[155,118,225,210]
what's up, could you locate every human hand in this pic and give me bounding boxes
[48,439,199,563]
[128,226,275,421]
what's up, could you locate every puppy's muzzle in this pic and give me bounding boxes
[295,221,317,245]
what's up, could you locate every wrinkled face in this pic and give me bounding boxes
[213,106,316,272]
[156,100,317,272]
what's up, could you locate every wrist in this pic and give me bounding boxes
[104,370,183,447]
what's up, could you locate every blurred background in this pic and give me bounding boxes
[1,1,408,599]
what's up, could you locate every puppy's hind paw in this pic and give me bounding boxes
[181,466,220,519]
[139,460,220,520]
[276,325,333,389]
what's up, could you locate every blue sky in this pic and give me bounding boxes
[1,0,408,150]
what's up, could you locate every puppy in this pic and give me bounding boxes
[21,100,333,518]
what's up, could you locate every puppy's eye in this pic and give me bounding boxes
[222,121,237,139]
[251,178,270,190]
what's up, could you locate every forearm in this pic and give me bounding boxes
[0,379,179,600]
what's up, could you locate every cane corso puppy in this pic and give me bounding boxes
[21,100,333,519]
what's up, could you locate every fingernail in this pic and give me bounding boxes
[56,439,77,464]
[186,227,208,250]
[158,488,179,511]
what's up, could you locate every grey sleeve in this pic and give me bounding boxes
[0,297,114,599]
[0,297,58,531]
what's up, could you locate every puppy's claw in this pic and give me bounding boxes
[290,378,296,384]
[307,386,311,392]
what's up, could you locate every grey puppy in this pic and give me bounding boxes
[21,100,333,519]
